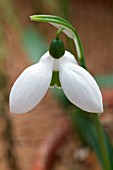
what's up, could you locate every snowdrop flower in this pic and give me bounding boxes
[9,38,103,114]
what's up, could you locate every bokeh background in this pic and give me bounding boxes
[0,0,113,170]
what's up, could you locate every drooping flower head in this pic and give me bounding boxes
[9,37,103,114]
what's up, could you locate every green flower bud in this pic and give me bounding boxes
[49,39,65,59]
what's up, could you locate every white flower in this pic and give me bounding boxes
[9,51,103,114]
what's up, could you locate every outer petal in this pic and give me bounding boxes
[64,51,78,65]
[59,57,103,113]
[10,54,53,114]
[39,51,50,62]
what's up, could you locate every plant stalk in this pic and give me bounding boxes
[76,32,111,169]
[56,28,64,39]
[94,114,111,170]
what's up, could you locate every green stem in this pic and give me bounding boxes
[56,28,64,39]
[83,56,110,169]
[94,114,111,170]
[76,30,110,169]
[73,34,87,69]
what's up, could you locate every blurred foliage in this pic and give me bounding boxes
[0,1,21,169]
[0,25,7,60]
[71,110,113,170]
[51,86,113,169]
[22,28,48,63]
[32,0,70,19]
[0,0,22,30]
[96,75,113,88]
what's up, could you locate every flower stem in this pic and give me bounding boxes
[78,39,111,169]
[94,114,111,170]
[56,28,64,40]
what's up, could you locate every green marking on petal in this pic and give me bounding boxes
[50,71,61,88]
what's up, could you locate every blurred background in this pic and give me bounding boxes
[0,0,113,170]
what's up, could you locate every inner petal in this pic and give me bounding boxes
[53,59,59,71]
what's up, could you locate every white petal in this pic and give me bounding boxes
[50,23,75,39]
[64,51,78,65]
[52,51,78,71]
[40,53,59,71]
[39,51,50,62]
[59,57,103,113]
[10,55,53,114]
[53,59,59,71]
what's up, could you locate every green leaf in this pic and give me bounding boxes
[30,15,73,29]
